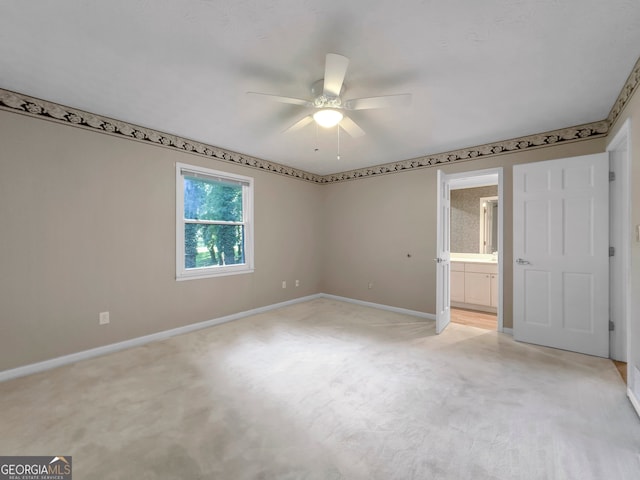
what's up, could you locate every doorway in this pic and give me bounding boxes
[437,168,504,333]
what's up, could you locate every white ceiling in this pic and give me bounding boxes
[1,1,639,175]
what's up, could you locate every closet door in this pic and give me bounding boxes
[513,153,609,357]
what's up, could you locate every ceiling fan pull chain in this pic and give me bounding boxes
[314,122,319,152]
[337,125,341,160]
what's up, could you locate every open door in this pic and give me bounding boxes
[513,153,609,357]
[435,170,451,334]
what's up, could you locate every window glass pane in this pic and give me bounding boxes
[183,176,243,222]
[184,224,245,269]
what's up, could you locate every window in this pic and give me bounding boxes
[176,163,254,280]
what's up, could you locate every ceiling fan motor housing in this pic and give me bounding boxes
[311,79,345,108]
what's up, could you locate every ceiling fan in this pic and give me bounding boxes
[247,53,411,138]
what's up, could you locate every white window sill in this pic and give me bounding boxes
[176,267,254,281]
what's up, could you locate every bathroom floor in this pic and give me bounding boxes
[451,308,497,331]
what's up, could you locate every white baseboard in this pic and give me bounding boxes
[321,294,436,320]
[502,327,513,335]
[0,293,435,382]
[0,294,322,383]
[628,388,640,419]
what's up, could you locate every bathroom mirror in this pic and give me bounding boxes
[479,196,498,254]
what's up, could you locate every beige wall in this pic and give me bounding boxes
[608,83,640,399]
[321,138,606,327]
[0,110,324,371]
[0,101,623,373]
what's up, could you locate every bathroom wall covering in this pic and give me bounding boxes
[450,185,499,253]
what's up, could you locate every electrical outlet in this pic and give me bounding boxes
[99,311,110,325]
[295,279,300,287]
[282,281,286,289]
[368,282,374,289]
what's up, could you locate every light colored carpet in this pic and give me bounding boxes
[1,298,639,479]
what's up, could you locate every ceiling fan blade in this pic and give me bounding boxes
[339,116,365,138]
[344,93,412,110]
[247,92,312,107]
[323,53,349,97]
[283,115,314,133]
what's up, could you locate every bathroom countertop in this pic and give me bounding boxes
[450,254,497,264]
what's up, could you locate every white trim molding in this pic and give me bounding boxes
[606,118,632,363]
[628,388,640,419]
[321,294,436,320]
[445,167,504,334]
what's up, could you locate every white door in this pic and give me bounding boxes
[513,153,609,357]
[435,170,451,334]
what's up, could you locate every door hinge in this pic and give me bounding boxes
[609,171,616,181]
[609,320,615,331]
[609,246,615,257]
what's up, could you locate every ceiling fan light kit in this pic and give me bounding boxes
[249,53,412,145]
[313,109,343,128]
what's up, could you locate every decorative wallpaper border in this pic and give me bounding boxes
[2,52,639,185]
[0,89,324,183]
[607,55,640,128]
[319,120,608,183]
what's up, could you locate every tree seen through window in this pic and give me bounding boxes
[183,175,245,269]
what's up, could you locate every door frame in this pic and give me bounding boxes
[440,167,504,332]
[607,118,631,362]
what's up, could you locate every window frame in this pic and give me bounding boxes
[176,162,254,281]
